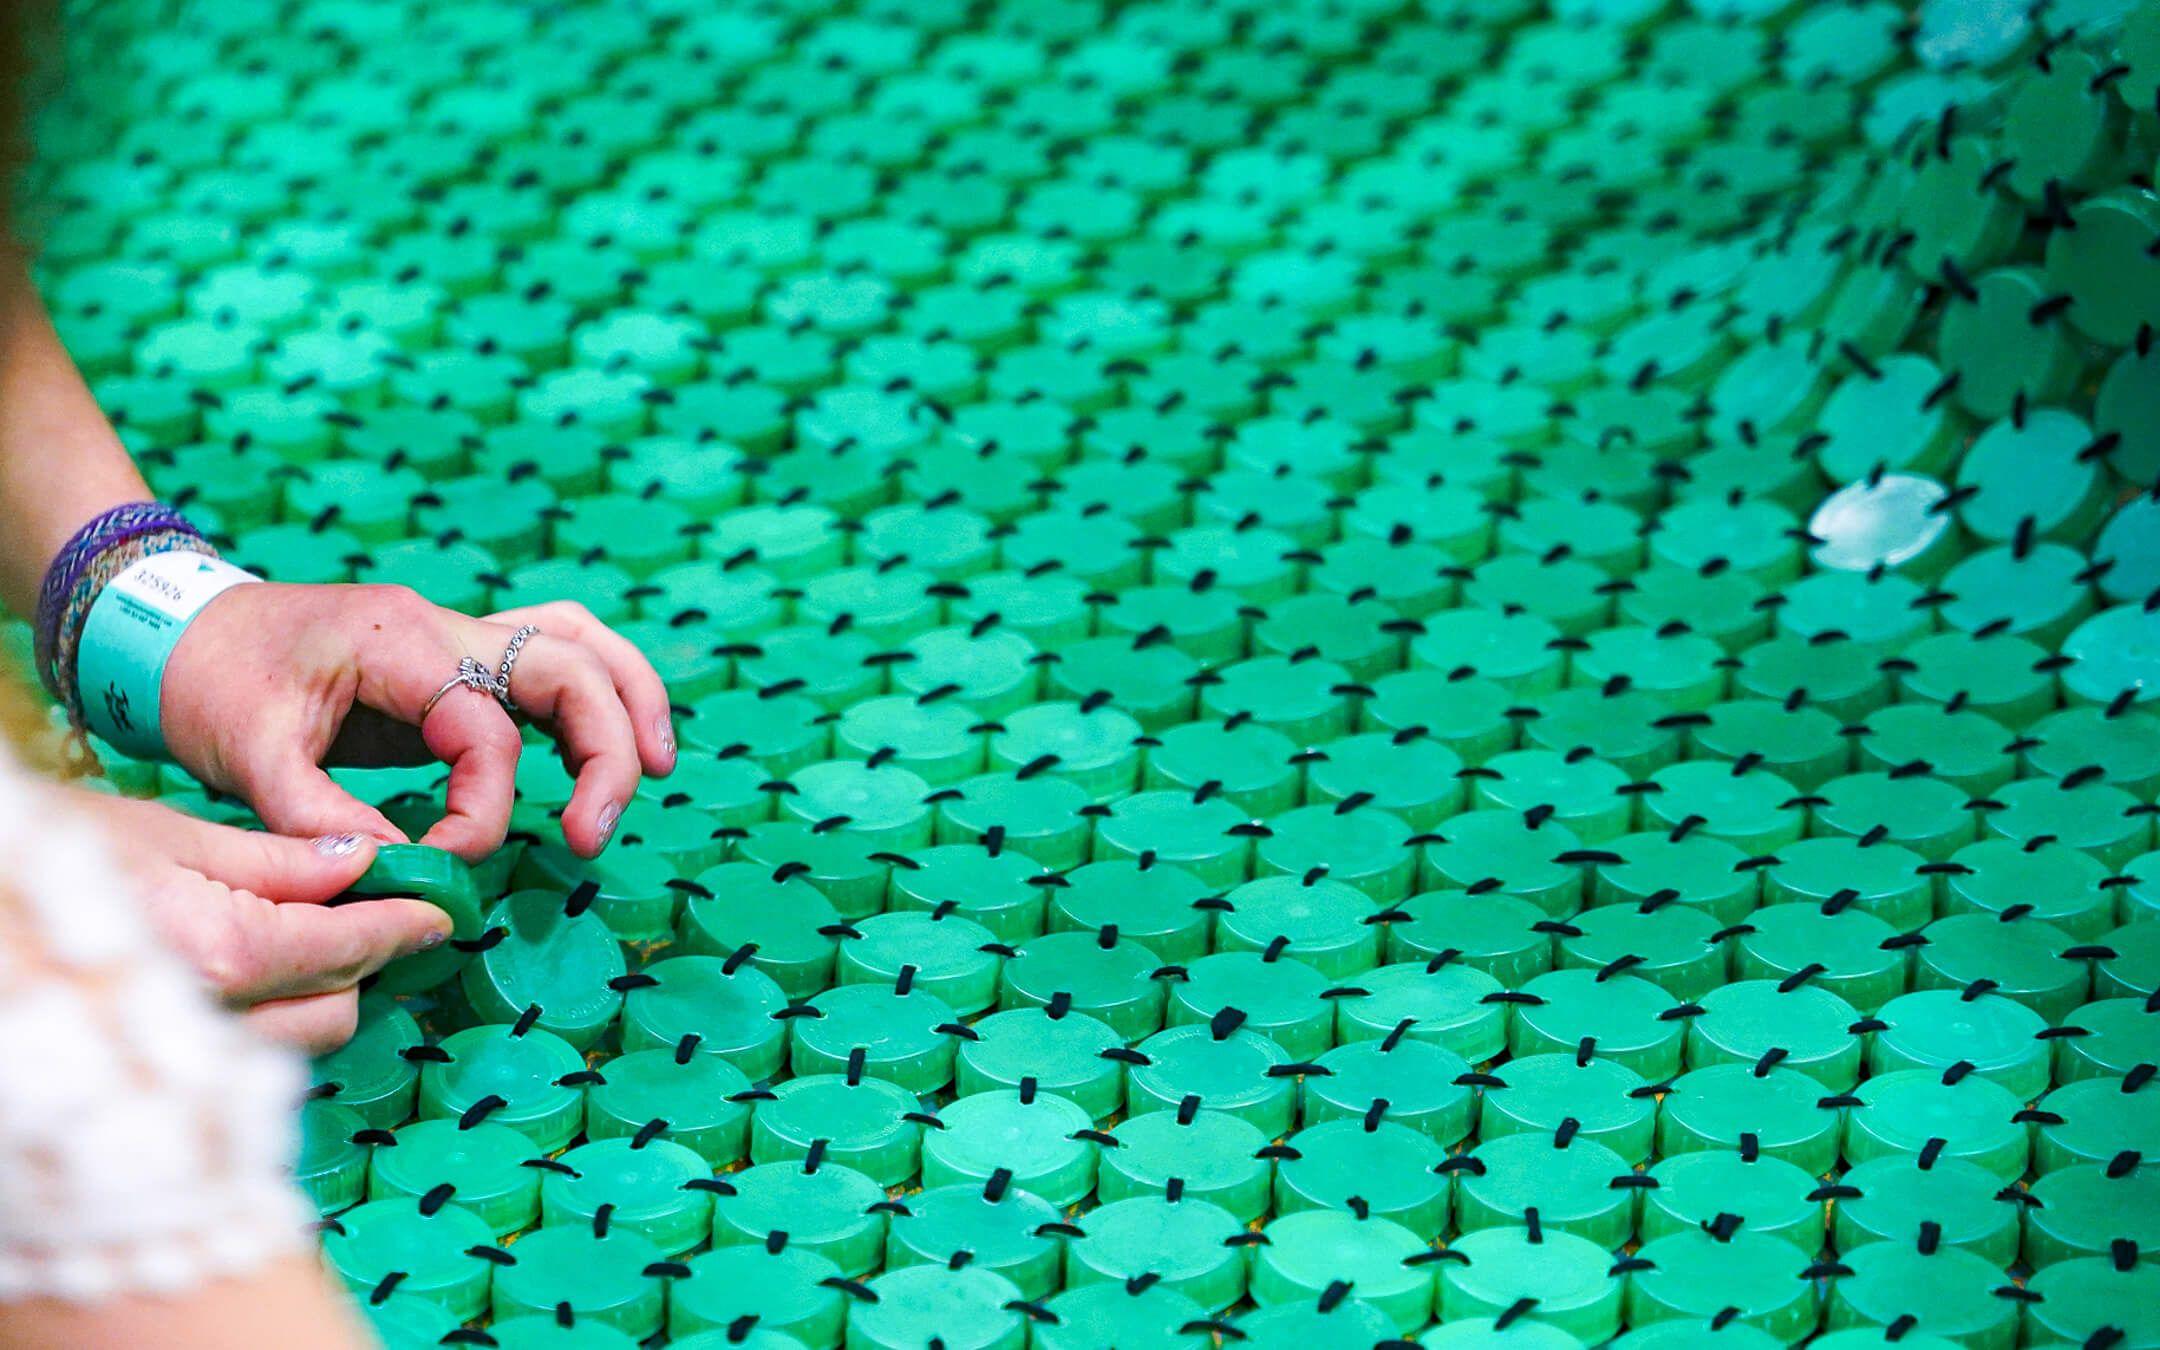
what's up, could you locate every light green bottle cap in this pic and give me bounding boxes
[1064,1196,1248,1313]
[311,992,422,1129]
[1834,1155,2023,1269]
[543,1137,713,1258]
[618,955,788,1081]
[790,981,958,1095]
[923,1090,1097,1211]
[712,1160,886,1279]
[888,1182,1064,1300]
[323,1198,496,1323]
[417,1024,587,1155]
[583,1047,751,1170]
[1438,1226,1623,1346]
[488,1223,667,1341]
[668,1243,844,1348]
[850,1265,1028,1350]
[297,1099,369,1216]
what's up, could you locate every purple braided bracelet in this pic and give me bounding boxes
[33,502,204,701]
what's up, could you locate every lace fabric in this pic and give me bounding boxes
[0,751,311,1302]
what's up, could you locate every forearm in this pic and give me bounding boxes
[0,1256,372,1350]
[0,252,153,618]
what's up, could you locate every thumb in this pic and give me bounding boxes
[243,897,454,1003]
[178,823,383,903]
[242,753,408,858]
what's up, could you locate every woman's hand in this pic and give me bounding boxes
[74,792,451,1054]
[158,585,676,862]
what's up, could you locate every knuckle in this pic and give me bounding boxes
[197,923,267,997]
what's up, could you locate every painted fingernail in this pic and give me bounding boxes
[657,717,677,761]
[596,800,622,847]
[410,929,447,954]
[313,833,365,857]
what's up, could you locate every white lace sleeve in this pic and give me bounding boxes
[0,753,312,1302]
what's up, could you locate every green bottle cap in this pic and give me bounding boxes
[2034,1073,2160,1175]
[1846,1069,2028,1181]
[835,695,989,786]
[1128,1023,1296,1139]
[2022,1257,2160,1350]
[2025,1162,2160,1270]
[1824,1242,2017,1350]
[1640,1149,1822,1250]
[1404,609,1565,698]
[1481,1054,1657,1165]
[1093,791,1250,891]
[1856,705,2021,800]
[1000,929,1168,1043]
[1237,1294,1397,1350]
[1383,890,1552,988]
[1438,1226,1623,1346]
[1511,968,1684,1080]
[1813,773,1979,863]
[933,773,1094,872]
[682,691,827,778]
[836,911,1001,1017]
[1939,544,2095,649]
[1306,731,1466,832]
[1306,1035,1476,1146]
[888,1182,1064,1300]
[417,1024,586,1155]
[893,627,1044,721]
[668,1244,845,1348]
[1556,900,1725,1002]
[1333,961,1507,1064]
[460,890,625,1051]
[1251,1210,1434,1334]
[323,1197,496,1323]
[958,1008,1123,1122]
[1626,1229,1819,1345]
[619,955,788,1081]
[511,842,680,945]
[1660,1059,1845,1173]
[1456,1130,1635,1250]
[1733,901,1905,1015]
[583,1047,751,1170]
[488,1223,667,1341]
[1276,1117,1449,1238]
[1036,1280,1210,1350]
[923,1090,1097,1211]
[1214,876,1380,981]
[751,1073,921,1188]
[993,701,1146,802]
[1144,720,1302,820]
[943,572,1094,653]
[1474,749,1633,844]
[1908,913,2089,1032]
[850,1265,1027,1350]
[888,844,1051,944]
[362,1292,462,1350]
[1762,835,1929,930]
[1168,951,1335,1061]
[712,1160,886,1279]
[297,1098,369,1216]
[1945,836,2118,938]
[2098,919,2160,1001]
[1734,635,1893,726]
[1688,978,1865,1091]
[1038,862,1210,965]
[543,1137,712,1258]
[1418,811,1587,920]
[1835,1155,2024,1270]
[781,760,933,852]
[1100,1106,1272,1223]
[790,980,958,1095]
[675,863,839,1000]
[2054,997,2160,1083]
[311,992,422,1129]
[1065,1196,1248,1313]
[2024,707,2160,799]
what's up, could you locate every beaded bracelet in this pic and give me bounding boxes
[33,502,212,730]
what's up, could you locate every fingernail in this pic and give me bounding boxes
[596,800,621,847]
[313,833,365,857]
[657,717,677,761]
[410,929,447,955]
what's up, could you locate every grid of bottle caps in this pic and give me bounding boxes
[18,0,2160,1346]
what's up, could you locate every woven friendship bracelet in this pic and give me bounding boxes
[33,503,212,730]
[34,503,199,694]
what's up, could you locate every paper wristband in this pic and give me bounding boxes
[76,551,259,758]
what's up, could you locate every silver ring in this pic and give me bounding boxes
[422,656,496,720]
[493,624,539,714]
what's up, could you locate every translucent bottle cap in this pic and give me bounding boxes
[323,1198,495,1324]
[488,1223,667,1341]
[1438,1225,1624,1346]
[711,1161,886,1279]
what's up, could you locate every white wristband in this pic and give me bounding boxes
[75,551,259,759]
